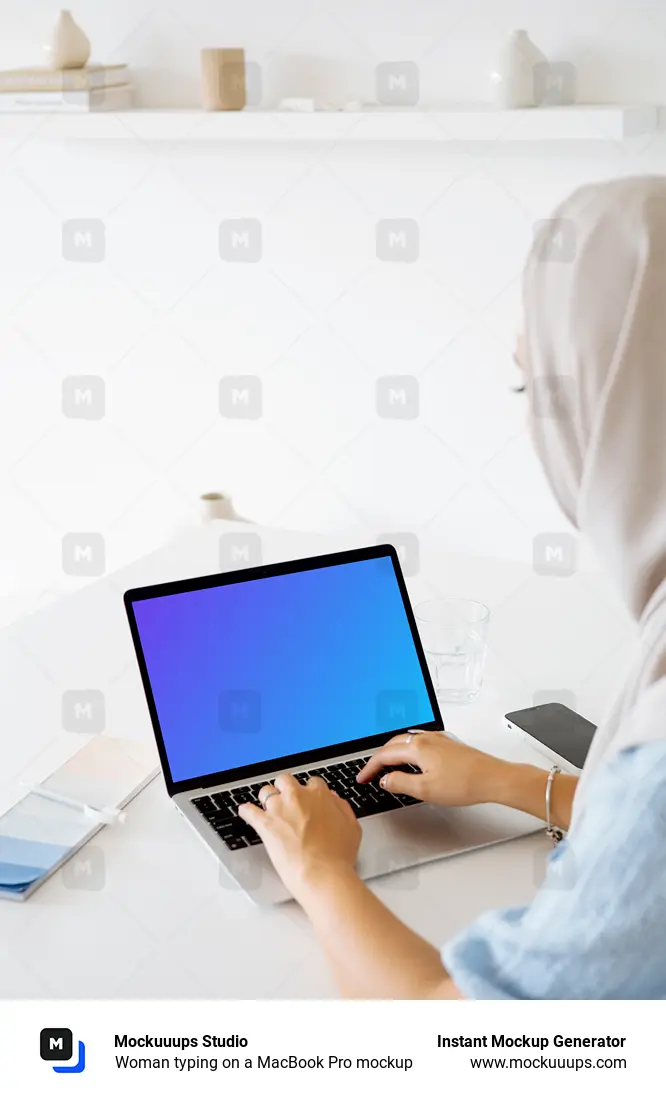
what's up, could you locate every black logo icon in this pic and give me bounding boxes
[39,1028,87,1073]
[40,1028,73,1061]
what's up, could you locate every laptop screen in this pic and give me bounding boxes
[128,552,437,788]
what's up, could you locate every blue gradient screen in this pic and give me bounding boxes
[131,555,435,784]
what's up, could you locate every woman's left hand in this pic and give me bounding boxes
[238,774,362,901]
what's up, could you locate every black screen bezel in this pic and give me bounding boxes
[124,543,443,795]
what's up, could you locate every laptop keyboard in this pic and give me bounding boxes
[191,757,422,851]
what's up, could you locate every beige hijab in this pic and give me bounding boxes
[523,176,666,815]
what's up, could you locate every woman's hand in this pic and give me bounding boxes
[356,730,508,808]
[238,773,362,902]
[240,772,459,999]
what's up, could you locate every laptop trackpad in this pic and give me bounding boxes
[357,802,540,881]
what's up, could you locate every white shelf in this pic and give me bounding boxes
[0,104,658,143]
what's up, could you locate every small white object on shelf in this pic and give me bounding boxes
[490,29,547,108]
[44,9,91,70]
[277,97,316,112]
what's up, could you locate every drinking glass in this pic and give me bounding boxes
[415,598,490,705]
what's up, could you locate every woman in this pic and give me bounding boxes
[239,176,666,999]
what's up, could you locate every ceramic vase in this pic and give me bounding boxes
[199,492,247,523]
[45,10,91,70]
[490,29,546,108]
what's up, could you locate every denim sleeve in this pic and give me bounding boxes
[441,742,666,999]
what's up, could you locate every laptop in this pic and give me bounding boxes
[124,544,539,904]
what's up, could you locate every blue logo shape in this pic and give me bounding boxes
[53,1041,86,1074]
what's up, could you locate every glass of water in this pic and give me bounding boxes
[415,598,490,705]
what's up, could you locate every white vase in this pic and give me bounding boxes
[199,492,247,523]
[44,10,91,70]
[490,29,546,109]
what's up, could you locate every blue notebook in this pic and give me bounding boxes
[0,737,158,901]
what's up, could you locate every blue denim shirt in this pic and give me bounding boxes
[442,742,666,999]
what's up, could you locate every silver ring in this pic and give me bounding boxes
[259,788,280,807]
[405,732,415,744]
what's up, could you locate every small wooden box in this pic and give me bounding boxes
[201,48,246,111]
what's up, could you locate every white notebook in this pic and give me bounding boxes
[0,737,158,901]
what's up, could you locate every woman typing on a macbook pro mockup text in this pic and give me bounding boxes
[239,177,666,1000]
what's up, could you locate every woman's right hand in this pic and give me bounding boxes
[356,730,509,808]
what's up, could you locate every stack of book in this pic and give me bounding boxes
[0,64,132,111]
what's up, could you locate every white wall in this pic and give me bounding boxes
[1,0,666,608]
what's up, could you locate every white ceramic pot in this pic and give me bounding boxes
[199,492,247,523]
[490,29,546,109]
[45,10,91,70]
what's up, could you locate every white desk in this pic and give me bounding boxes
[0,523,634,998]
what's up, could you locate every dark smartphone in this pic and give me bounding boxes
[504,702,597,774]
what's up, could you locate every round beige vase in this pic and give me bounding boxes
[45,10,92,70]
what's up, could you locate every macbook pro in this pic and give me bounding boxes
[125,544,538,904]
